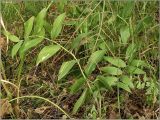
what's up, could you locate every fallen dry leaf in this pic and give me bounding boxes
[0,99,13,118]
[35,106,51,114]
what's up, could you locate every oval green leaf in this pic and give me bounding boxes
[11,40,23,58]
[8,34,20,42]
[120,75,134,89]
[24,16,35,40]
[36,45,61,66]
[104,56,126,68]
[120,26,130,44]
[71,33,89,52]
[101,66,122,75]
[51,13,66,40]
[126,43,137,60]
[58,60,76,80]
[3,31,20,42]
[72,88,88,114]
[98,76,118,90]
[117,82,131,93]
[127,66,145,75]
[34,8,47,34]
[70,77,85,94]
[85,50,105,76]
[130,59,147,68]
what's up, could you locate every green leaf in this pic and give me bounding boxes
[98,40,114,51]
[130,59,147,68]
[44,21,52,34]
[51,13,66,39]
[127,66,145,75]
[126,43,137,60]
[101,66,122,75]
[120,26,130,44]
[36,45,61,66]
[92,80,105,91]
[70,77,85,94]
[34,8,47,34]
[11,40,23,58]
[57,0,67,12]
[19,38,43,58]
[58,60,76,80]
[120,75,134,89]
[85,50,105,76]
[90,12,100,26]
[121,1,134,18]
[19,28,45,58]
[71,33,89,52]
[3,31,20,42]
[135,16,153,34]
[104,56,126,68]
[117,82,131,93]
[98,76,118,90]
[24,16,35,40]
[80,20,88,33]
[72,88,88,114]
[8,34,20,42]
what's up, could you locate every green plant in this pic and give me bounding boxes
[1,1,159,119]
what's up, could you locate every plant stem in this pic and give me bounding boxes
[17,56,25,81]
[0,79,18,89]
[17,55,25,104]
